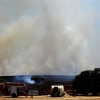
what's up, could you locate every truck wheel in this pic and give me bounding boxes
[11,93,17,98]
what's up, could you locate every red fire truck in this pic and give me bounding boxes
[0,83,4,95]
[0,82,26,97]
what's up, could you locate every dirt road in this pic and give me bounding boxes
[1,95,100,100]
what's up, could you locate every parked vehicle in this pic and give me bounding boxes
[51,85,65,97]
[0,82,26,97]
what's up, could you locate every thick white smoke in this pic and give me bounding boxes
[0,0,98,75]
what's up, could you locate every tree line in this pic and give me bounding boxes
[72,68,100,96]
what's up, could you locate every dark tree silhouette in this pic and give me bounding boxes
[90,68,100,95]
[72,70,91,95]
[72,68,100,96]
[31,76,44,84]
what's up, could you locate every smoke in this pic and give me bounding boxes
[15,75,35,84]
[0,0,99,75]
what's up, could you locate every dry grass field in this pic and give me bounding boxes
[1,95,100,100]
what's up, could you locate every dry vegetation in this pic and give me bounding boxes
[1,95,100,100]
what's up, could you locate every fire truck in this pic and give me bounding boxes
[0,82,26,97]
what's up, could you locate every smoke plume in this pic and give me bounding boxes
[0,0,99,75]
[15,75,35,84]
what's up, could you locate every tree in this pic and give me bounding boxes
[72,68,100,96]
[0,77,7,83]
[72,70,91,95]
[31,76,44,84]
[90,68,100,95]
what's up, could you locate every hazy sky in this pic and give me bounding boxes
[0,0,100,75]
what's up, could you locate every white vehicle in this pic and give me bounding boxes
[51,85,65,97]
